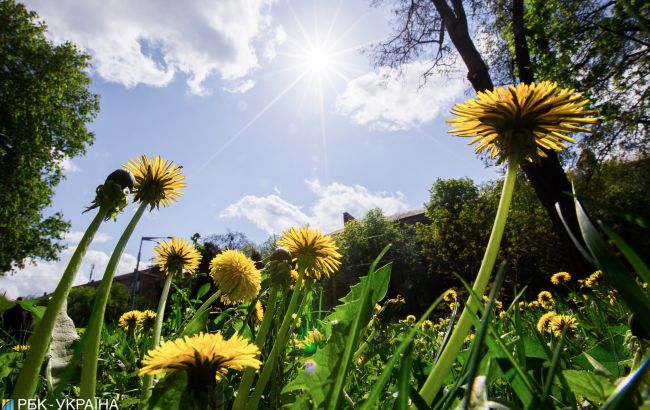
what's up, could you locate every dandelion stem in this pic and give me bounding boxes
[246,272,305,410]
[417,156,518,406]
[79,201,148,399]
[233,286,280,410]
[140,272,174,404]
[13,208,108,399]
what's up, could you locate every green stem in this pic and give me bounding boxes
[417,157,518,406]
[232,287,280,410]
[13,209,107,399]
[79,201,147,399]
[246,273,305,410]
[140,273,174,404]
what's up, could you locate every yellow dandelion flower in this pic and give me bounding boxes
[209,250,261,305]
[537,291,555,309]
[420,320,434,331]
[607,290,617,306]
[585,270,604,287]
[373,304,382,315]
[118,311,143,332]
[153,237,201,276]
[13,345,30,352]
[277,226,341,280]
[123,155,185,209]
[464,334,475,344]
[528,301,541,309]
[442,289,457,303]
[550,315,578,337]
[499,311,507,318]
[537,311,557,333]
[305,328,325,345]
[551,272,572,285]
[405,315,416,324]
[254,300,264,324]
[518,301,526,311]
[482,296,503,310]
[138,332,261,385]
[448,82,597,163]
[644,282,648,289]
[138,310,157,331]
[292,313,302,329]
[448,302,458,311]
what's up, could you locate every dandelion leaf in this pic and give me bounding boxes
[46,300,80,390]
[563,370,614,404]
[282,262,392,408]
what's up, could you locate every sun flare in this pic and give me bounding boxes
[302,44,336,75]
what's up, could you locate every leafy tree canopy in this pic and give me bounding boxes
[0,0,99,273]
[482,0,650,158]
[334,209,427,313]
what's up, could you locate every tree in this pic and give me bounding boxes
[370,0,594,274]
[0,1,99,273]
[416,177,571,294]
[483,0,649,159]
[67,282,132,327]
[333,209,427,313]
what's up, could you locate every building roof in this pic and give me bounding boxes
[328,207,427,235]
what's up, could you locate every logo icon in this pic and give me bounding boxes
[1,399,14,410]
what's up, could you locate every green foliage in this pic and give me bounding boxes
[416,176,569,294]
[574,156,650,258]
[67,282,131,327]
[283,253,392,408]
[334,209,425,310]
[484,0,650,157]
[0,0,99,273]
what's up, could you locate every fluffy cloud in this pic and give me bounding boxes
[59,157,81,173]
[220,180,409,234]
[0,248,137,300]
[220,195,310,235]
[336,60,467,130]
[24,0,283,95]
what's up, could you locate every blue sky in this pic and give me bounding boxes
[1,0,499,298]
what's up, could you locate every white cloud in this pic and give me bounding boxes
[25,0,281,95]
[220,195,310,235]
[223,79,256,94]
[65,231,112,245]
[220,180,409,234]
[60,157,81,173]
[0,248,137,300]
[336,60,467,130]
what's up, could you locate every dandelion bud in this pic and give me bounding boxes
[266,249,293,289]
[270,247,292,263]
[105,169,135,191]
[84,169,133,220]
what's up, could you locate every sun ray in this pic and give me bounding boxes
[323,0,343,46]
[191,70,308,176]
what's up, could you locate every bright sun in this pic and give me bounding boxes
[303,45,336,75]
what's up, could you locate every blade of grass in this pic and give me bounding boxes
[409,387,432,410]
[527,322,577,409]
[597,221,650,284]
[396,343,414,410]
[602,355,650,409]
[463,261,507,410]
[180,290,221,337]
[574,195,650,336]
[542,329,566,400]
[359,297,442,410]
[555,202,596,265]
[326,245,392,410]
[432,298,460,366]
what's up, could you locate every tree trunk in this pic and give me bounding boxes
[431,0,592,276]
